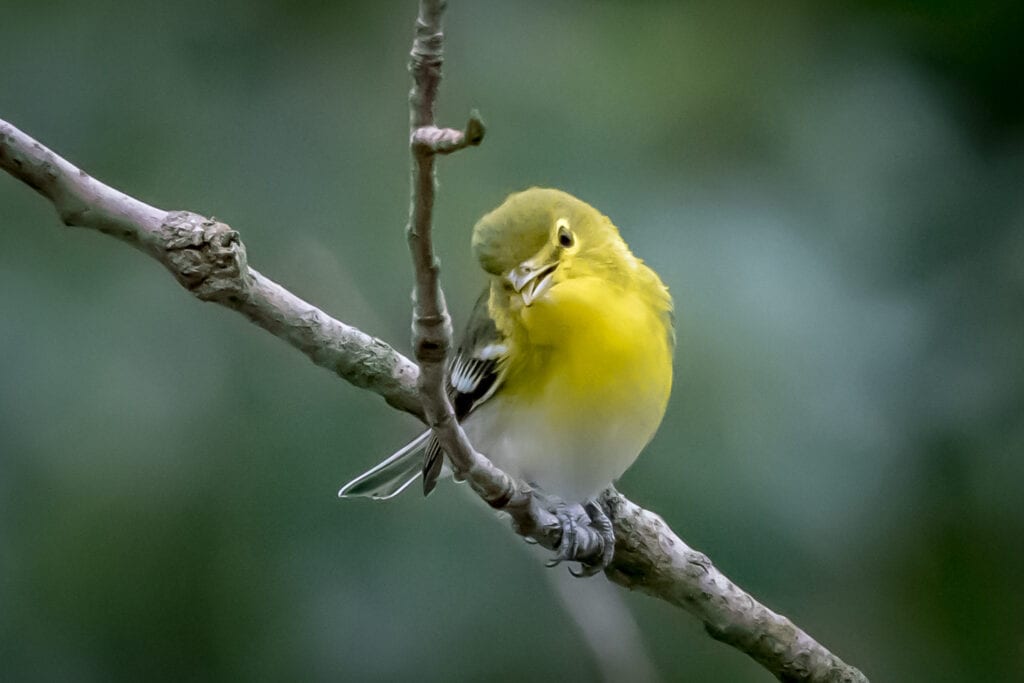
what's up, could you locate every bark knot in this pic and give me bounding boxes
[162,211,249,302]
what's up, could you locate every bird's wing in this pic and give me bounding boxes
[339,288,507,500]
[421,288,508,494]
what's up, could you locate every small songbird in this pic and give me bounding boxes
[340,188,674,521]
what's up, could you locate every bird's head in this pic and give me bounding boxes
[472,187,629,306]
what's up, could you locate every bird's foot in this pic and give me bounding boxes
[545,499,616,577]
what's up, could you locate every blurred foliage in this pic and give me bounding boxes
[2,1,1023,681]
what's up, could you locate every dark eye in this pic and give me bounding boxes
[556,221,574,248]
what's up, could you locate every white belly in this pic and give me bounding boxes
[462,396,654,502]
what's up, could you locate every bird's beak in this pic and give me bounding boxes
[507,257,558,306]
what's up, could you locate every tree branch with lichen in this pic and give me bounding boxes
[0,1,868,680]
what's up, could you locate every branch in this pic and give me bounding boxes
[601,490,867,681]
[0,5,868,680]
[0,114,867,682]
[0,119,422,420]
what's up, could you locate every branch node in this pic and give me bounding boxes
[161,211,250,303]
[414,336,449,363]
[411,111,486,156]
[465,109,485,145]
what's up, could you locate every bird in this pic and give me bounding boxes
[339,187,674,569]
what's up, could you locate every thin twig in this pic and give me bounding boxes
[412,112,485,155]
[403,0,612,563]
[403,0,544,515]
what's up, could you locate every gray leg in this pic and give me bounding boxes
[546,499,616,577]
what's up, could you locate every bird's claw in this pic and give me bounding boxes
[547,499,616,577]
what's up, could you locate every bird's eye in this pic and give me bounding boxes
[556,219,574,248]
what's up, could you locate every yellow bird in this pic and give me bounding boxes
[340,188,674,521]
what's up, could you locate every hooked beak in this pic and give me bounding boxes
[506,258,558,306]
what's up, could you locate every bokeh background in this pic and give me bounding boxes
[2,1,1023,680]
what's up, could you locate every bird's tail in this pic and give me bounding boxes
[338,430,430,500]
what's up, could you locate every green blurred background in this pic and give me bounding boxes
[2,1,1023,680]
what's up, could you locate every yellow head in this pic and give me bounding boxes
[472,187,636,307]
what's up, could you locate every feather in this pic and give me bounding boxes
[337,430,431,500]
[341,289,510,499]
[421,289,508,494]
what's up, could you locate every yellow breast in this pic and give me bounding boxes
[469,272,673,501]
